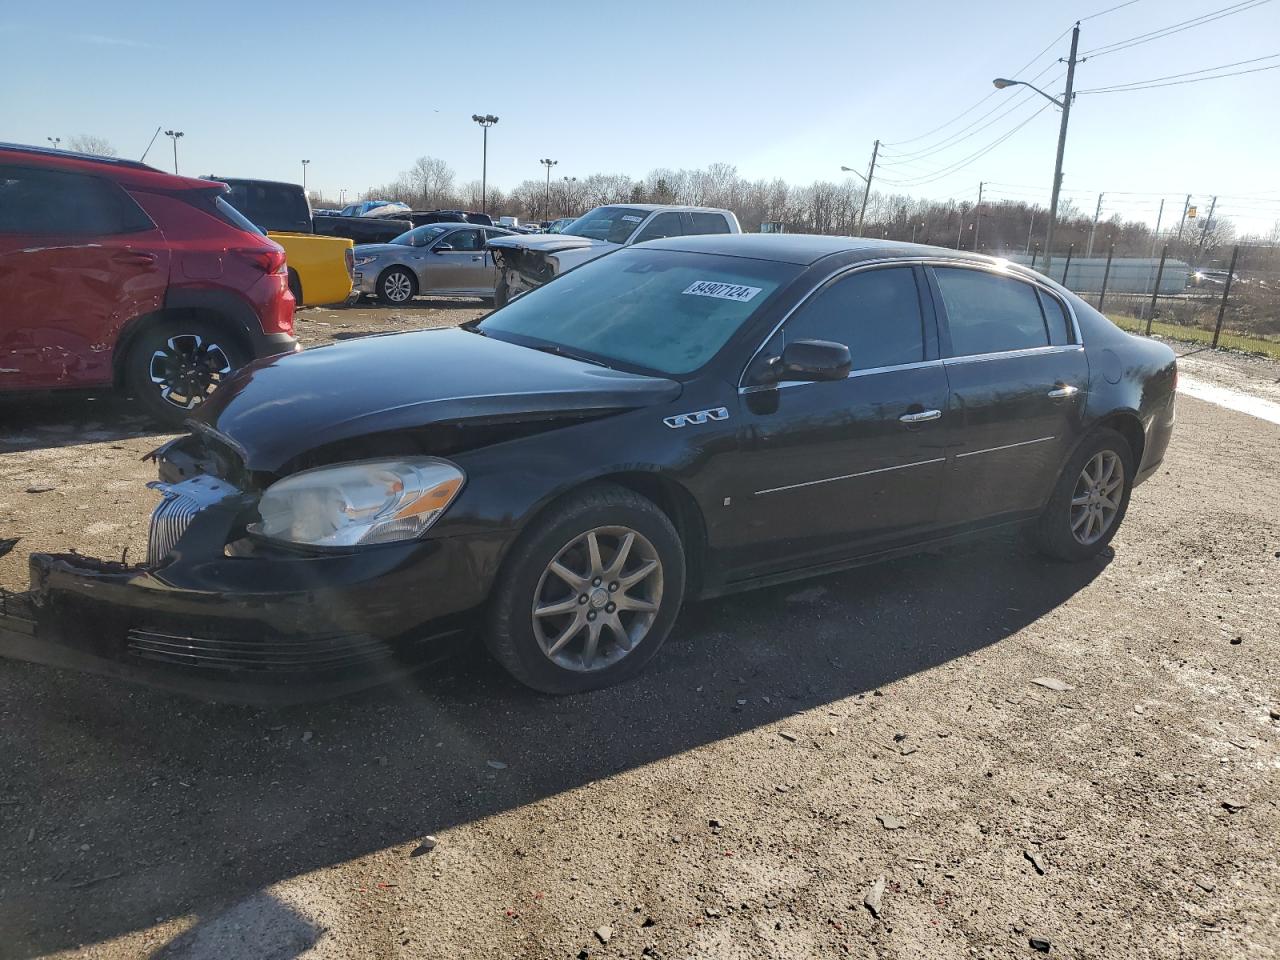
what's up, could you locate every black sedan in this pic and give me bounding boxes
[0,235,1176,700]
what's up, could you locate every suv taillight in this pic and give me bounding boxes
[344,246,355,281]
[233,248,287,275]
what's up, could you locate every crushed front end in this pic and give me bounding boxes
[0,431,490,703]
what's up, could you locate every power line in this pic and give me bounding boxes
[1081,0,1273,59]
[1079,0,1143,20]
[881,103,1054,188]
[1078,51,1279,91]
[880,65,1061,163]
[882,25,1071,146]
[1079,60,1280,92]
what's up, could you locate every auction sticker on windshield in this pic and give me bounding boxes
[682,280,763,303]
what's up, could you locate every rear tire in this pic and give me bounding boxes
[377,267,417,305]
[1033,427,1135,562]
[485,483,685,694]
[287,269,303,307]
[124,320,248,428]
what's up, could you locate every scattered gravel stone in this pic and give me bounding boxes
[779,731,798,742]
[862,876,885,918]
[1221,797,1248,812]
[410,837,438,857]
[25,485,56,494]
[705,906,721,918]
[1194,876,1216,892]
[595,925,612,945]
[1029,936,1052,952]
[486,760,508,770]
[1031,677,1073,692]
[1269,707,1280,721]
[1024,850,1047,875]
[876,813,906,830]
[300,731,313,743]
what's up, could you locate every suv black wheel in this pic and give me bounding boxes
[485,483,686,694]
[377,267,416,305]
[1033,427,1135,561]
[125,320,247,427]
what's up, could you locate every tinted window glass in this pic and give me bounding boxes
[393,224,450,246]
[477,248,799,375]
[783,267,924,370]
[220,181,310,232]
[0,165,152,235]
[688,212,731,235]
[934,268,1049,356]
[633,212,684,243]
[1037,289,1074,345]
[214,195,266,235]
[442,228,483,251]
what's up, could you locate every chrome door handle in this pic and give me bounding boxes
[1048,384,1079,398]
[471,256,484,261]
[899,409,942,423]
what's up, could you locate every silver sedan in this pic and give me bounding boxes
[353,224,515,305]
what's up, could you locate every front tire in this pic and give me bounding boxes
[1033,427,1135,561]
[485,483,686,694]
[124,320,247,427]
[377,267,416,305]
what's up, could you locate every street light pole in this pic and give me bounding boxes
[301,159,310,194]
[561,176,577,217]
[540,158,558,221]
[471,114,499,215]
[164,130,184,175]
[46,137,61,150]
[840,140,879,236]
[993,21,1079,278]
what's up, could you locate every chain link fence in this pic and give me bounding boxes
[1007,242,1280,357]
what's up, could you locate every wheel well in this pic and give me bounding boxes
[287,267,302,303]
[1097,412,1146,468]
[112,308,254,389]
[596,471,709,597]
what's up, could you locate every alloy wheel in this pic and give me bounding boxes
[147,334,233,410]
[531,526,664,672]
[1070,450,1124,545]
[383,271,413,303]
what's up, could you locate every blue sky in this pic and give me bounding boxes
[3,0,1279,233]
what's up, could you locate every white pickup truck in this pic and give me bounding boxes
[486,204,741,305]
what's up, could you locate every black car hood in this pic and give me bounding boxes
[196,328,681,472]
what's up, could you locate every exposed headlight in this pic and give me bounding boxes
[250,458,464,547]
[353,255,380,266]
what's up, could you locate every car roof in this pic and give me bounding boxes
[638,233,1019,267]
[0,141,218,191]
[590,203,730,214]
[209,176,304,190]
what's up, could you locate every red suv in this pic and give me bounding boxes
[0,143,297,424]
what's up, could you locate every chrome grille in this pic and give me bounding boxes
[146,475,239,566]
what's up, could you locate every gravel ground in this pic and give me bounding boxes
[0,305,1277,960]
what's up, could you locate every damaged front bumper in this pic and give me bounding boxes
[0,464,496,703]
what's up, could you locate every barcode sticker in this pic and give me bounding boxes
[681,280,763,303]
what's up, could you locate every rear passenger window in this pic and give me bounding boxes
[0,165,152,236]
[1037,289,1074,345]
[783,267,925,371]
[933,268,1048,357]
[687,212,731,235]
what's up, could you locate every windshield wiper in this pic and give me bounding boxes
[529,343,607,367]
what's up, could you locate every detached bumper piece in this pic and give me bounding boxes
[0,469,492,703]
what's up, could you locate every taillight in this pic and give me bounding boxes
[344,247,355,281]
[233,247,287,274]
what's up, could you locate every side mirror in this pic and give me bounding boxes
[774,339,851,382]
[433,243,453,254]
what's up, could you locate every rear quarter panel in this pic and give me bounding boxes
[269,232,353,305]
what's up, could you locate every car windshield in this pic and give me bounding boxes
[392,224,450,246]
[475,248,799,375]
[561,206,652,244]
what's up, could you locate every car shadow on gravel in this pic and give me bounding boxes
[0,535,1110,957]
[0,394,165,453]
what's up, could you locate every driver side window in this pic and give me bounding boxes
[632,212,684,244]
[783,267,925,371]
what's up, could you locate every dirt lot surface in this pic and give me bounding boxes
[1,306,1277,959]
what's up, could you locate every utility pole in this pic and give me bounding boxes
[539,158,558,221]
[164,130,184,174]
[1086,191,1104,257]
[1026,211,1036,254]
[973,181,985,251]
[1176,193,1192,241]
[1197,195,1218,255]
[471,114,499,215]
[1041,22,1080,279]
[1149,198,1165,257]
[856,139,879,236]
[301,159,310,194]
